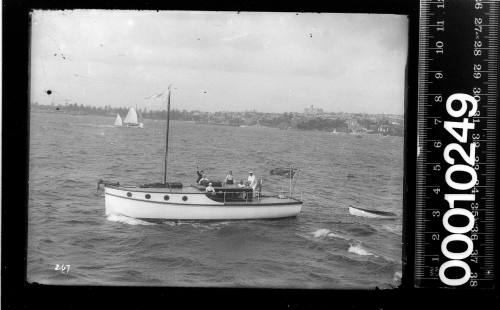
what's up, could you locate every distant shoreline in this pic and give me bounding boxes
[32,109,403,138]
[31,104,404,137]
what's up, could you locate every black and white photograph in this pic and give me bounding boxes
[28,10,408,288]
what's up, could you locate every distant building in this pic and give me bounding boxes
[346,118,364,133]
[378,125,391,135]
[303,105,324,115]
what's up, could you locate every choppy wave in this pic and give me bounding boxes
[312,228,331,238]
[312,228,350,240]
[343,223,377,237]
[393,271,402,282]
[348,242,377,256]
[192,221,231,230]
[382,224,401,234]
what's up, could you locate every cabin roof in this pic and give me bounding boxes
[114,184,254,194]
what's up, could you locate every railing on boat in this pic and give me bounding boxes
[279,185,302,200]
[206,188,302,204]
[205,189,261,204]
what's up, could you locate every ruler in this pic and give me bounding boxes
[415,0,498,288]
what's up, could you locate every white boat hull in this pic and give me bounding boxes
[348,206,395,219]
[105,187,302,220]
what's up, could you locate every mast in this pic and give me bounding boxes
[163,85,172,184]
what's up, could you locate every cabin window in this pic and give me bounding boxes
[164,195,170,201]
[182,196,188,201]
[127,192,132,197]
[145,194,151,199]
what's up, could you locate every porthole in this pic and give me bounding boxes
[182,196,188,201]
[127,192,132,197]
[145,194,151,199]
[164,195,170,201]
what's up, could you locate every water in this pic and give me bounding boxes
[27,111,403,288]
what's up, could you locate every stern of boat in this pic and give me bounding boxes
[104,188,113,216]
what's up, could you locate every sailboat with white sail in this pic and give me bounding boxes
[123,107,144,128]
[98,85,303,220]
[114,114,123,127]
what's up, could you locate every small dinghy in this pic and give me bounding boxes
[348,206,396,219]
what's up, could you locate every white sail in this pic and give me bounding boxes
[114,114,123,126]
[123,107,138,125]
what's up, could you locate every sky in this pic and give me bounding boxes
[30,10,408,114]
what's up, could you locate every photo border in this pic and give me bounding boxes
[2,0,498,309]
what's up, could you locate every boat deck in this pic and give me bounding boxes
[116,184,245,194]
[222,195,301,205]
[117,185,204,193]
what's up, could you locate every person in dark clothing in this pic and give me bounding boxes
[196,167,204,183]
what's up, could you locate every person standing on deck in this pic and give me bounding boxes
[196,167,204,183]
[247,171,257,190]
[198,174,209,185]
[225,171,234,185]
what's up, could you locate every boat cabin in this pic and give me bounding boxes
[193,184,255,202]
[128,180,256,203]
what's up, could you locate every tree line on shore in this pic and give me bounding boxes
[31,102,403,136]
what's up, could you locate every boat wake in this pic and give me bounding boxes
[348,241,377,256]
[192,221,231,230]
[106,214,156,226]
[393,271,402,283]
[162,220,231,230]
[78,123,116,128]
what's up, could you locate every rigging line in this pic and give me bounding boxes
[169,107,174,178]
[163,85,172,184]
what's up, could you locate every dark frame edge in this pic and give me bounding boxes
[1,1,438,310]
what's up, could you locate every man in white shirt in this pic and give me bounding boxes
[225,170,234,185]
[247,171,257,190]
[205,183,215,194]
